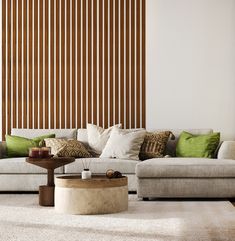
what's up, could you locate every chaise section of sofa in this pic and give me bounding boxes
[136,158,235,198]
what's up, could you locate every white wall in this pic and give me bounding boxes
[146,0,235,140]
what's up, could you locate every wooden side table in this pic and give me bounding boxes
[26,157,75,206]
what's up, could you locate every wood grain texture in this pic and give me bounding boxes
[115,0,119,124]
[66,0,70,128]
[1,0,146,140]
[2,0,6,137]
[55,0,60,128]
[50,0,54,129]
[45,0,49,129]
[98,0,103,126]
[82,0,86,128]
[34,0,38,128]
[39,0,43,128]
[77,0,81,128]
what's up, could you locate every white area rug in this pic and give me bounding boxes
[0,195,235,241]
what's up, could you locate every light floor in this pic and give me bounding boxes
[0,194,235,241]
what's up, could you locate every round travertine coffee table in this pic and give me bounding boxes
[55,175,128,215]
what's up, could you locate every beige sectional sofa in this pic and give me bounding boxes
[0,128,234,198]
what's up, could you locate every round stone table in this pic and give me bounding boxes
[55,175,128,215]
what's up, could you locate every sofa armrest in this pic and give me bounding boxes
[0,141,6,158]
[217,141,235,160]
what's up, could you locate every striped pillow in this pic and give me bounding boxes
[139,131,174,160]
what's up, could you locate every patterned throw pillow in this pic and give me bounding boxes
[139,131,175,160]
[44,138,92,158]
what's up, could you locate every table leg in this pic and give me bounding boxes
[47,169,55,186]
[39,169,55,206]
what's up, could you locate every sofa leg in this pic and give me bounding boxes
[143,197,149,201]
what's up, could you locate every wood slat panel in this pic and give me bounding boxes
[2,0,146,139]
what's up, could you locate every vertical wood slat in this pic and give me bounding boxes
[13,0,17,128]
[71,0,76,128]
[50,0,54,129]
[120,0,124,127]
[136,0,140,127]
[2,0,6,137]
[142,0,146,128]
[39,0,43,128]
[23,0,27,129]
[93,0,97,125]
[131,0,135,128]
[7,0,11,134]
[88,0,92,124]
[66,0,70,128]
[2,0,146,140]
[82,0,86,128]
[98,0,103,126]
[61,0,65,128]
[18,0,22,128]
[104,0,108,128]
[34,0,38,128]
[28,0,33,128]
[45,0,49,129]
[125,0,130,129]
[55,0,60,128]
[77,0,81,128]
[109,0,113,126]
[114,0,119,124]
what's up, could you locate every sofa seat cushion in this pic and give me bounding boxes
[65,158,139,174]
[0,158,64,174]
[136,158,235,178]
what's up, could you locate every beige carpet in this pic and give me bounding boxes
[0,195,235,241]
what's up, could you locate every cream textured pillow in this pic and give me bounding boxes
[100,128,146,160]
[45,138,92,158]
[87,123,121,155]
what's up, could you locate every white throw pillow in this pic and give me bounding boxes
[100,128,147,160]
[87,123,121,155]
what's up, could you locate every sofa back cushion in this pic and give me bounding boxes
[11,129,77,139]
[77,128,213,157]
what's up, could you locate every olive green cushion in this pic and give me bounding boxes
[176,131,220,158]
[6,134,55,157]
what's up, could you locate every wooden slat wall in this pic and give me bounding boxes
[2,0,146,140]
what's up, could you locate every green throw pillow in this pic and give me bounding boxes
[176,131,220,158]
[6,134,55,157]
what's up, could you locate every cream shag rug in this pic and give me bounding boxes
[0,195,235,241]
